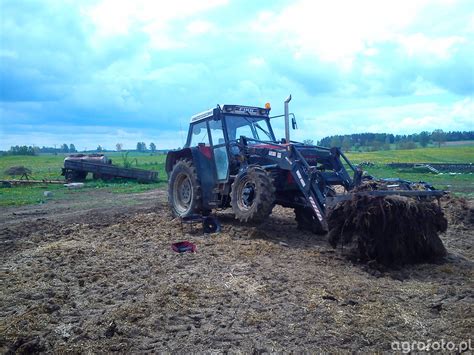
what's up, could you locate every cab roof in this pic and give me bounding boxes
[190,105,270,123]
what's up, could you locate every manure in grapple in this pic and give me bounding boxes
[327,195,447,266]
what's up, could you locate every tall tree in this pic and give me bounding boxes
[149,142,156,152]
[61,143,69,153]
[97,145,103,152]
[419,131,430,147]
[136,142,147,152]
[432,129,446,148]
[69,144,77,153]
[330,136,342,147]
[116,143,123,151]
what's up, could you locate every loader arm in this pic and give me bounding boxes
[241,138,447,233]
[287,145,329,231]
[242,139,333,231]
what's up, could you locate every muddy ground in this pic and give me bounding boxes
[1,189,473,352]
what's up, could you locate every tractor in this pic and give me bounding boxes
[165,96,443,233]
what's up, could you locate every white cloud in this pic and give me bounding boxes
[451,97,474,126]
[249,0,471,70]
[85,0,227,36]
[398,33,466,59]
[251,0,428,66]
[296,98,473,141]
[186,20,214,35]
[83,0,227,49]
[411,77,446,96]
[248,57,266,66]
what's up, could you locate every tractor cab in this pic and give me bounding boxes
[185,104,276,148]
[183,104,277,182]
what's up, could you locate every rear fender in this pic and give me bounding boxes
[165,148,193,177]
[166,147,218,210]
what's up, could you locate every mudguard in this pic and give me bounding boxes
[166,146,217,211]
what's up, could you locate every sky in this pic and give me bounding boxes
[0,0,473,150]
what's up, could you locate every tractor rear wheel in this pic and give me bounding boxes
[168,159,202,218]
[294,207,326,234]
[231,166,275,223]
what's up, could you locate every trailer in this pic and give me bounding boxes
[62,154,158,183]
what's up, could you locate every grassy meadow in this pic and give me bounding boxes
[345,146,473,197]
[0,152,167,206]
[0,146,473,206]
[345,145,474,164]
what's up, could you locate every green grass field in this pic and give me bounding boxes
[0,152,167,206]
[0,146,472,206]
[345,146,474,164]
[345,146,474,197]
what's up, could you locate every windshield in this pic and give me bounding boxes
[225,115,275,142]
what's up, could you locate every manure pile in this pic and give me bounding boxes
[327,195,448,266]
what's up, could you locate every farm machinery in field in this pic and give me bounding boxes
[62,154,158,183]
[165,96,445,236]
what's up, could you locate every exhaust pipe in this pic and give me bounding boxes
[284,94,292,143]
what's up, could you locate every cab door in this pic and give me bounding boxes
[208,118,229,181]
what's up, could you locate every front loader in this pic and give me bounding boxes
[166,96,444,235]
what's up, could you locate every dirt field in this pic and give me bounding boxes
[1,189,473,352]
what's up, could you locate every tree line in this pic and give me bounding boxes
[133,142,156,152]
[316,130,474,151]
[4,144,77,156]
[3,142,160,156]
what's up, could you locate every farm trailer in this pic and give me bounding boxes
[62,154,158,183]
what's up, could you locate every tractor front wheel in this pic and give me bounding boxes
[231,167,275,223]
[168,159,202,218]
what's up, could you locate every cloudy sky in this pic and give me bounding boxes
[0,0,473,150]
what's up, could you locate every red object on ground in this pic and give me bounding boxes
[172,241,196,253]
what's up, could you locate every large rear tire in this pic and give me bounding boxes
[231,167,275,223]
[168,159,202,218]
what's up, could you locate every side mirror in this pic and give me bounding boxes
[291,116,297,129]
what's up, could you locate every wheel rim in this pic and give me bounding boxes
[173,173,193,214]
[237,177,256,211]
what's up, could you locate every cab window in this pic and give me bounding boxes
[235,124,255,140]
[209,119,226,146]
[225,115,275,142]
[189,121,209,146]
